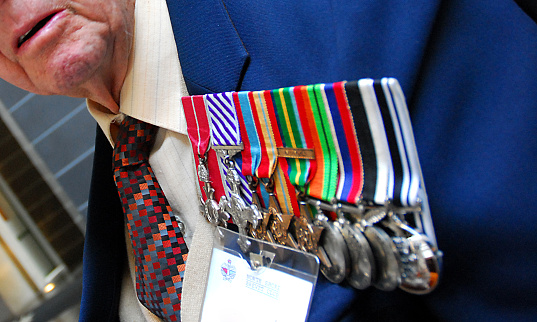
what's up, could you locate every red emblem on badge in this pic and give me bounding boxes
[221,259,237,282]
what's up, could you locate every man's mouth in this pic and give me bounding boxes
[18,13,57,48]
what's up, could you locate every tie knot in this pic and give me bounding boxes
[113,115,157,168]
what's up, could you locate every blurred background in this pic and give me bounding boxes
[0,78,95,322]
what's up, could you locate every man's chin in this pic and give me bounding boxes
[41,39,109,97]
[51,61,93,94]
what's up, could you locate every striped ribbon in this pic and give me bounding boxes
[345,82,377,203]
[217,156,253,204]
[249,91,275,179]
[234,92,261,177]
[205,92,253,204]
[264,90,300,215]
[384,79,420,207]
[303,84,338,202]
[323,81,364,204]
[385,78,436,246]
[373,79,403,205]
[293,86,318,184]
[376,78,408,207]
[236,91,269,207]
[182,95,226,200]
[206,92,241,146]
[272,87,312,188]
[299,85,326,200]
[249,90,299,215]
[356,79,393,205]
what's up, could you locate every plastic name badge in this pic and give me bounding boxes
[200,227,320,322]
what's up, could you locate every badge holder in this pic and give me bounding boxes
[200,227,320,322]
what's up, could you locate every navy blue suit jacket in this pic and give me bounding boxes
[81,1,537,321]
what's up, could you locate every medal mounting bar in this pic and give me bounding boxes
[184,77,442,296]
[277,147,315,160]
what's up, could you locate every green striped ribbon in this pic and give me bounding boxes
[307,84,338,201]
[272,87,310,188]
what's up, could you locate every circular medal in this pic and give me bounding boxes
[397,233,441,294]
[339,222,375,289]
[316,215,350,283]
[364,225,402,291]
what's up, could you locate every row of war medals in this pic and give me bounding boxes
[182,78,442,295]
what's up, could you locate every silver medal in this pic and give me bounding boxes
[364,225,402,291]
[219,166,262,251]
[341,222,375,290]
[315,213,350,284]
[386,215,441,294]
[198,157,229,226]
[394,233,440,294]
[247,177,276,243]
[333,203,375,289]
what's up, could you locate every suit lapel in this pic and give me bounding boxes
[165,0,250,95]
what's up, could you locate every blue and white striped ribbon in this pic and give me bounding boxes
[385,78,437,246]
[206,92,241,147]
[205,92,253,204]
[217,153,254,205]
[384,79,420,207]
[379,78,411,207]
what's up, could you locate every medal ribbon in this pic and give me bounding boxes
[234,92,262,177]
[263,90,300,215]
[385,79,421,207]
[205,92,253,204]
[299,85,327,200]
[206,92,241,146]
[293,86,318,184]
[236,91,269,206]
[345,82,377,203]
[376,78,408,207]
[272,87,312,188]
[302,84,338,202]
[323,81,364,204]
[386,78,437,245]
[182,95,226,200]
[373,79,401,205]
[354,79,393,205]
[249,90,299,215]
[249,91,274,179]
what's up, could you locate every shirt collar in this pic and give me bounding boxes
[87,0,189,146]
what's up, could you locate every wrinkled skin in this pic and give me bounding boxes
[0,0,135,113]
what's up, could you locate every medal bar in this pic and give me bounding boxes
[182,77,442,294]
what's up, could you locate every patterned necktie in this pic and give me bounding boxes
[112,115,188,322]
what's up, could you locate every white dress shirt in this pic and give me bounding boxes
[87,0,214,320]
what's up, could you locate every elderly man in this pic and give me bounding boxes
[1,0,537,321]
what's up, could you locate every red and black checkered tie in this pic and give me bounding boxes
[112,115,188,321]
